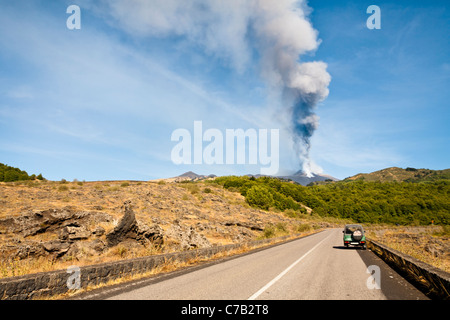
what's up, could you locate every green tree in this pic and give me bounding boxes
[246,185,274,210]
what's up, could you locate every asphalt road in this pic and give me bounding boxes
[83,228,428,300]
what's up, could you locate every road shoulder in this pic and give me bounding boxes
[357,248,429,300]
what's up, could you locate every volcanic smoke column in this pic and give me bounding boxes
[253,1,332,177]
[285,61,331,177]
[102,0,331,175]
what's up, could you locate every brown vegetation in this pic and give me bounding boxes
[366,225,450,272]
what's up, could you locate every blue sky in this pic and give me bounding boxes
[0,0,449,181]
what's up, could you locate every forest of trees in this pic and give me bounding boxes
[0,163,44,182]
[212,175,449,226]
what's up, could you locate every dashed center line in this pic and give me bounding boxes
[248,232,332,300]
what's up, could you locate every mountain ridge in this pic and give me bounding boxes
[344,167,450,183]
[172,170,339,186]
[172,166,449,185]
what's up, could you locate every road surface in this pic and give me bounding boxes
[80,228,428,300]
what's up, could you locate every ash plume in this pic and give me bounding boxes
[102,0,331,175]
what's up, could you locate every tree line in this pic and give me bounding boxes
[0,163,44,182]
[212,175,449,225]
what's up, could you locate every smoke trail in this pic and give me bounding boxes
[102,0,330,175]
[284,61,331,177]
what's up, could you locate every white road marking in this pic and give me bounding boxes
[248,231,332,300]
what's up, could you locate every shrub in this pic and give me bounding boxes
[180,183,200,194]
[58,185,69,192]
[275,222,288,234]
[296,224,311,232]
[261,225,276,238]
[246,185,274,210]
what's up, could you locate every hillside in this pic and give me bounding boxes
[344,167,450,183]
[0,179,327,278]
[213,175,449,225]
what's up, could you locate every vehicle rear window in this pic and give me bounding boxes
[345,226,362,233]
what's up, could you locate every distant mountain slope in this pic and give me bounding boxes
[344,167,450,183]
[171,170,339,186]
[165,171,217,182]
[170,167,449,185]
[177,171,204,179]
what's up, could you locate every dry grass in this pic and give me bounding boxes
[366,225,450,273]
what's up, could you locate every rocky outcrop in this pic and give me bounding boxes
[0,208,114,260]
[223,220,264,231]
[0,203,163,261]
[0,208,112,238]
[0,200,217,262]
[106,200,164,248]
[105,201,137,247]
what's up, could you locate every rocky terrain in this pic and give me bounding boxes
[0,179,322,277]
[367,225,450,272]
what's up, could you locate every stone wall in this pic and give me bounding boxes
[367,239,450,300]
[3,233,449,300]
[0,234,297,300]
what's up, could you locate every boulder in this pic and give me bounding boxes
[66,239,106,258]
[13,241,46,260]
[42,240,71,258]
[136,221,164,247]
[92,226,105,237]
[165,220,211,250]
[59,225,91,241]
